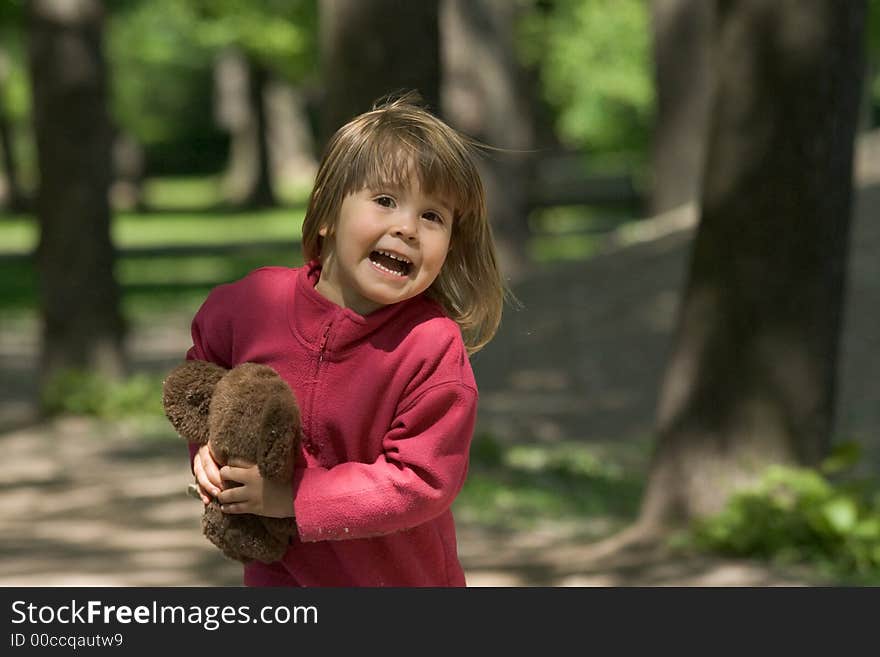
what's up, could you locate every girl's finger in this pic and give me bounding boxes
[194,454,221,498]
[220,502,247,514]
[191,460,211,504]
[200,448,224,489]
[216,486,248,505]
[220,465,251,483]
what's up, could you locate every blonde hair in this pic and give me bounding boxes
[302,92,506,355]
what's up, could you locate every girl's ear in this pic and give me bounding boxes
[319,225,328,237]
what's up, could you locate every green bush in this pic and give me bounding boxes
[41,370,165,419]
[688,443,880,582]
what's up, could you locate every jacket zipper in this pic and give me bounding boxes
[318,323,330,363]
[306,321,332,454]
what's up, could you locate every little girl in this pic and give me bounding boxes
[186,93,505,586]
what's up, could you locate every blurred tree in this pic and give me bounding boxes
[214,46,276,207]
[107,0,317,206]
[865,0,880,128]
[27,0,127,386]
[0,47,26,212]
[638,0,867,530]
[107,1,226,177]
[318,0,440,149]
[441,0,536,280]
[0,2,28,212]
[518,0,653,156]
[194,0,317,207]
[648,0,714,216]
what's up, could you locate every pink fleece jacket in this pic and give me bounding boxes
[185,261,477,586]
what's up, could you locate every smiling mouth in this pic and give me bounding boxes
[369,250,412,277]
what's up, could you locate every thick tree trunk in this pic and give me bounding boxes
[27,0,127,386]
[318,0,441,149]
[648,0,715,217]
[441,0,534,281]
[639,0,866,529]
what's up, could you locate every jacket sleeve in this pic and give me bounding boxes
[291,381,477,542]
[185,285,234,367]
[183,285,235,469]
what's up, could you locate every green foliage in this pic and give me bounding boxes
[188,0,316,79]
[0,25,37,190]
[41,370,166,419]
[870,0,880,122]
[687,443,880,583]
[519,0,653,153]
[869,0,880,56]
[455,433,643,530]
[106,0,317,174]
[0,0,23,26]
[107,3,226,172]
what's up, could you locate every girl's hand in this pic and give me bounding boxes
[216,459,295,518]
[193,443,223,504]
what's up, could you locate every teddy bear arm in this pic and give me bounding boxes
[257,395,301,481]
[163,360,227,445]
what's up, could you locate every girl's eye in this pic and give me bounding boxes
[374,195,395,208]
[423,211,444,224]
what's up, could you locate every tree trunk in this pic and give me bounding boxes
[318,0,441,149]
[648,0,715,217]
[265,81,318,193]
[638,0,867,529]
[441,0,535,281]
[242,62,276,208]
[26,0,127,387]
[214,49,277,208]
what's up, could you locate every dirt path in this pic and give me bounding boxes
[0,415,822,587]
[1,171,876,586]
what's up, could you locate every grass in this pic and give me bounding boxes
[0,208,305,254]
[0,246,303,320]
[114,208,304,247]
[527,204,639,263]
[142,176,225,210]
[142,175,313,210]
[454,433,645,531]
[0,175,308,319]
[122,247,303,322]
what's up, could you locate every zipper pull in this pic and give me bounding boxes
[318,323,331,362]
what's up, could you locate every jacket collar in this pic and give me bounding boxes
[288,260,420,355]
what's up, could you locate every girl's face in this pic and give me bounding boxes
[315,179,453,315]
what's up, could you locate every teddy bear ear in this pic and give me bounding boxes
[257,391,300,481]
[163,360,228,444]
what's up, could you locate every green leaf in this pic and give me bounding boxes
[821,497,858,534]
[821,441,863,475]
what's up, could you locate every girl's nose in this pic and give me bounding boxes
[393,214,418,241]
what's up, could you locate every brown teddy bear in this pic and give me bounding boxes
[162,360,301,564]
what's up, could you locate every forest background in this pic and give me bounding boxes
[1,0,879,586]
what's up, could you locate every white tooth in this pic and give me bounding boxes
[373,258,405,276]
